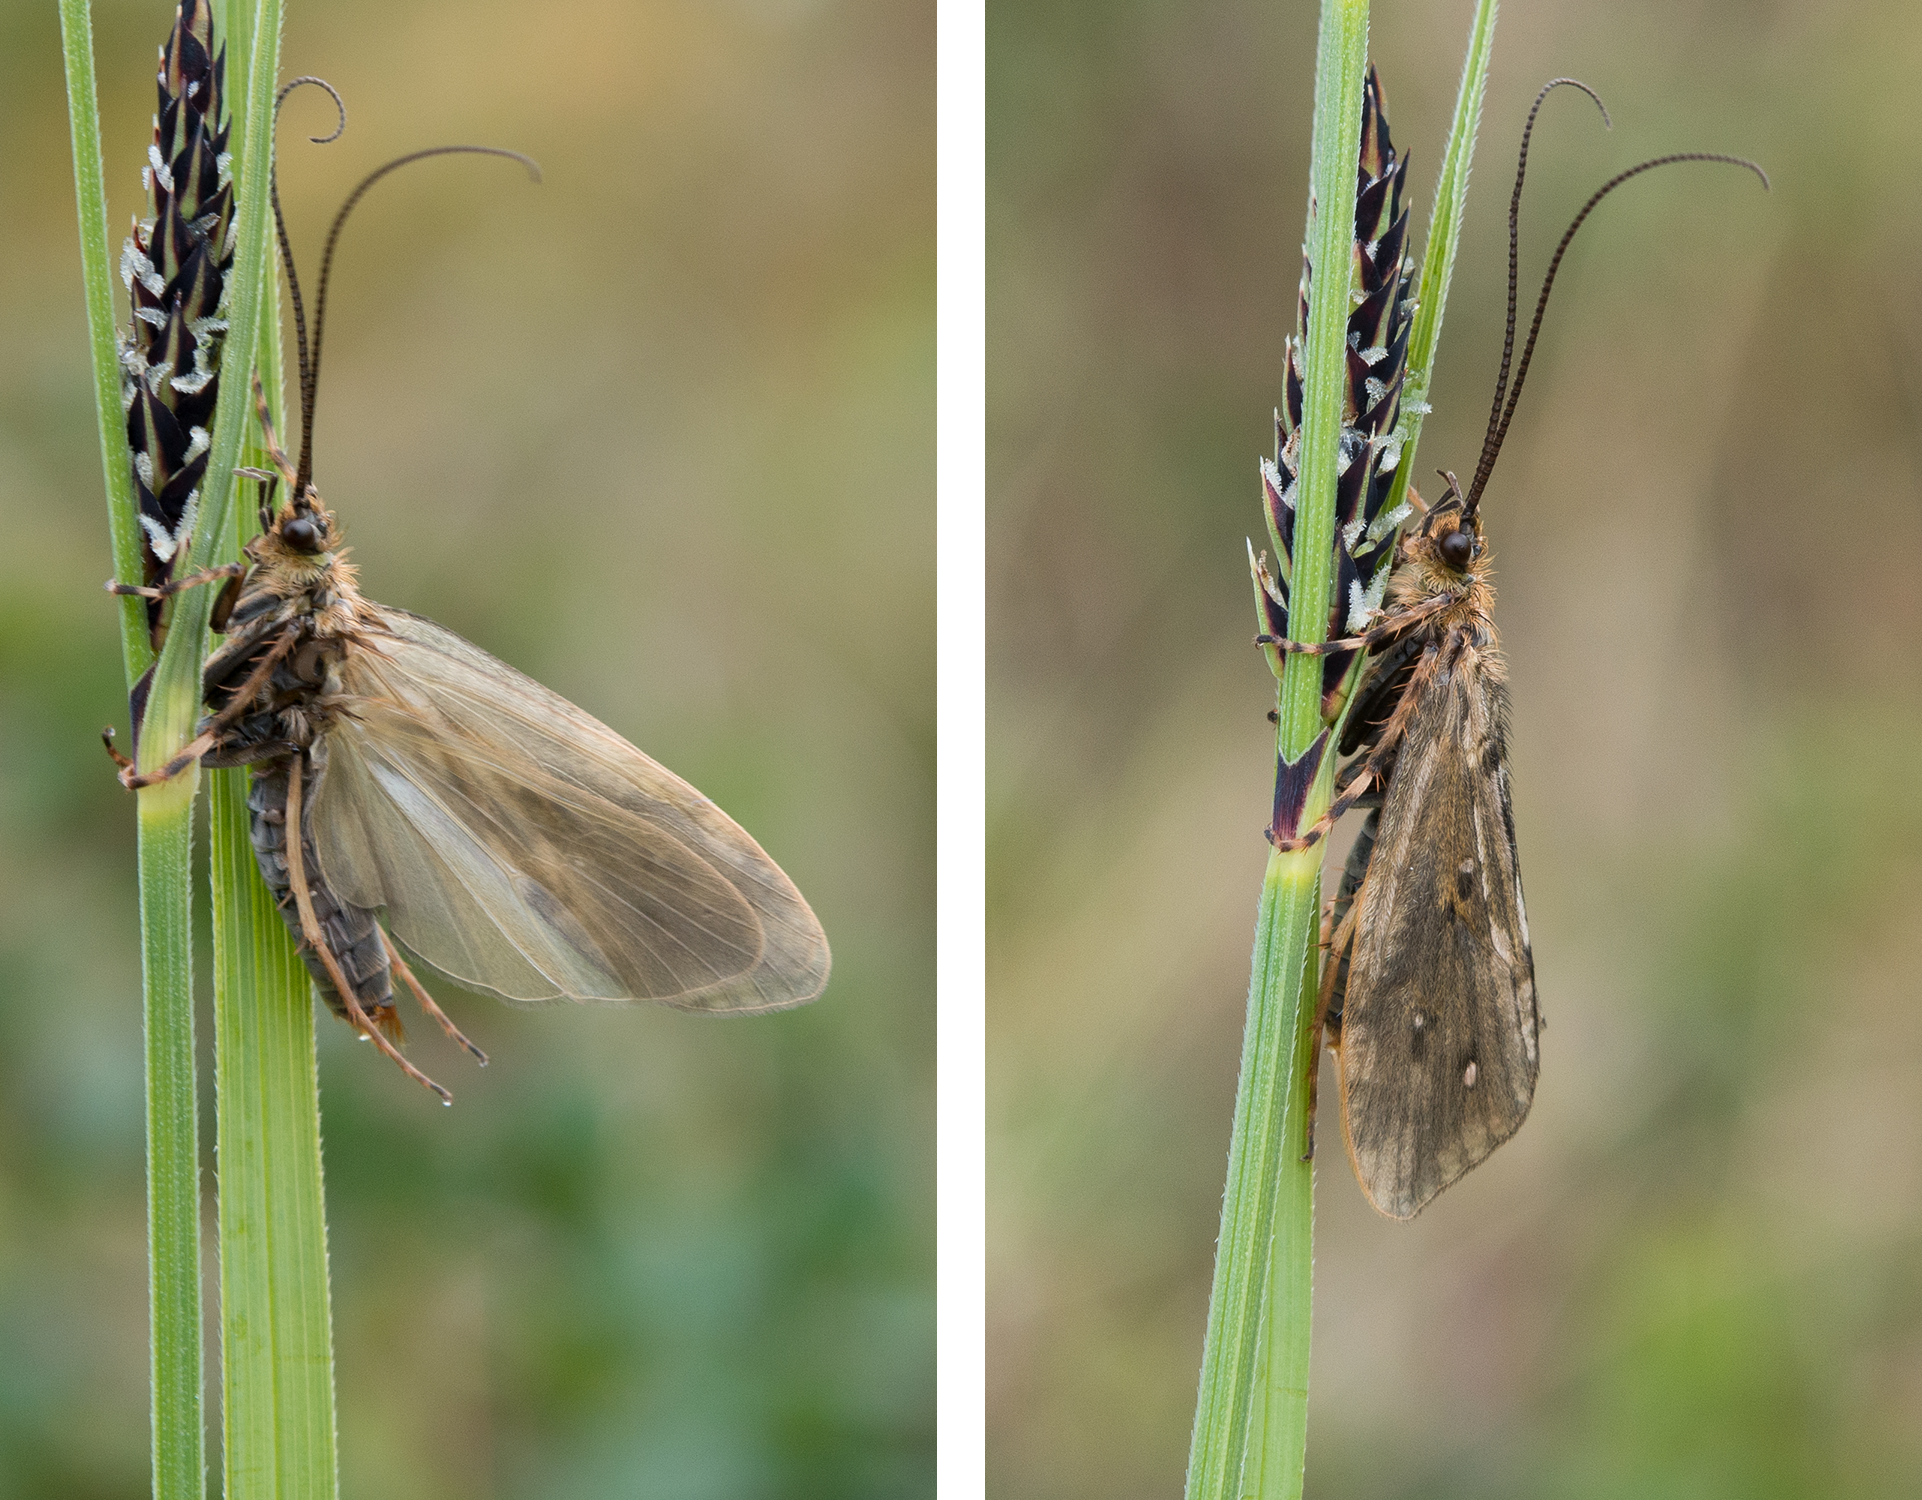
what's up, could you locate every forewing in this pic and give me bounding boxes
[311,607,830,1011]
[1335,641,1536,1219]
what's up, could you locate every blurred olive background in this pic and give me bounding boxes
[0,0,929,1495]
[991,1,1922,1496]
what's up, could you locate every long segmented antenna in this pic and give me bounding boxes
[1473,78,1608,504]
[269,76,347,502]
[299,145,541,495]
[262,87,540,498]
[1461,79,1769,518]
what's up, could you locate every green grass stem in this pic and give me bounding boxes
[56,0,150,682]
[59,5,203,1493]
[206,4,341,1495]
[63,1,311,1494]
[211,762,341,1500]
[1183,7,1368,1499]
[1185,2,1498,1495]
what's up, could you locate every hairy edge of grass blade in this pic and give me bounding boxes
[211,758,340,1500]
[58,5,201,1494]
[1182,5,1368,1500]
[1242,2,1367,1491]
[208,2,341,1496]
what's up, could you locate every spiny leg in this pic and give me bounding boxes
[116,627,301,789]
[380,929,488,1066]
[109,562,247,637]
[1255,591,1451,658]
[1315,895,1362,1032]
[116,726,221,789]
[101,727,134,772]
[106,561,244,601]
[285,752,452,1103]
[1270,644,1432,854]
[250,372,301,490]
[1303,895,1363,1162]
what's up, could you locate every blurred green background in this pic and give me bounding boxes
[0,0,930,1495]
[990,1,1922,1496]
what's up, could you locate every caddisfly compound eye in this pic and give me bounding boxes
[283,516,324,554]
[1438,527,1474,570]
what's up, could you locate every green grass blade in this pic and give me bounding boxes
[1183,5,1368,1499]
[56,0,150,681]
[67,1,306,1493]
[206,3,341,1495]
[58,5,206,1494]
[1185,4,1501,1494]
[211,769,340,1500]
[1237,849,1324,1496]
[137,801,204,1500]
[1183,842,1328,1500]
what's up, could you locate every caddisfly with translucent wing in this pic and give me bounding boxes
[109,88,828,1101]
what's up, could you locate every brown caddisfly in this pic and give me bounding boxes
[107,87,829,1101]
[1260,80,1764,1217]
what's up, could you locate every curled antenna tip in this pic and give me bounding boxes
[292,142,546,496]
[1537,76,1611,130]
[276,75,347,145]
[487,148,542,184]
[1636,152,1770,194]
[410,145,542,184]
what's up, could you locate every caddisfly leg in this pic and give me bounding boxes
[285,752,453,1103]
[1269,644,1434,855]
[248,373,302,491]
[1255,591,1452,659]
[1303,896,1363,1161]
[113,628,302,789]
[380,930,489,1066]
[106,560,245,603]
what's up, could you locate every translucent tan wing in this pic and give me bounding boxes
[1335,644,1536,1219]
[309,607,829,1012]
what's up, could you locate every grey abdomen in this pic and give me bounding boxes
[247,753,396,1026]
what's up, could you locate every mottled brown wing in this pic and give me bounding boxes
[309,607,830,1012]
[1334,636,1537,1219]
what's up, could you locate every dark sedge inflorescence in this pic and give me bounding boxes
[119,0,234,653]
[1252,64,1418,721]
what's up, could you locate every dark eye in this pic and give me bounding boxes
[1438,527,1473,569]
[282,516,322,554]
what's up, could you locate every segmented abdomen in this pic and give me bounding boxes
[247,750,397,1030]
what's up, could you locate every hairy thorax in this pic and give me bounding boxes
[214,522,379,755]
[1389,538,1499,653]
[248,531,370,637]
